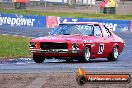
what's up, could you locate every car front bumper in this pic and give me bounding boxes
[30,49,80,54]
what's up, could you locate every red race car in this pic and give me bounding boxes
[29,22,125,63]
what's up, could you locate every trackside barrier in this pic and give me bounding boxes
[0,14,46,27]
[131,20,132,32]
[0,14,132,38]
[0,13,47,37]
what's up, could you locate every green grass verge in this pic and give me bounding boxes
[0,8,132,20]
[0,34,31,59]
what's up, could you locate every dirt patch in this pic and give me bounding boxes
[0,72,132,88]
[0,73,37,88]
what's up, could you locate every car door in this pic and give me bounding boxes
[100,25,114,57]
[91,24,105,57]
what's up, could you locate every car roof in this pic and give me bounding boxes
[59,22,100,25]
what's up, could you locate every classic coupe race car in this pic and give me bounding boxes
[29,22,125,63]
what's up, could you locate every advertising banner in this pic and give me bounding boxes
[12,0,28,2]
[0,14,131,32]
[46,16,59,28]
[3,0,11,2]
[131,20,132,32]
[59,17,131,32]
[0,14,46,27]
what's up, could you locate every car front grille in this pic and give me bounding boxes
[40,42,68,49]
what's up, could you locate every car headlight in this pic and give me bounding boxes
[29,42,36,48]
[72,43,79,50]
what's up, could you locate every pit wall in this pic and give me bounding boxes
[0,13,132,33]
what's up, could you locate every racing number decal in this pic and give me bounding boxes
[98,43,104,54]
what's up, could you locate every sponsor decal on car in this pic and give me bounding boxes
[83,40,93,43]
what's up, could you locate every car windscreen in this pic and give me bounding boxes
[51,24,93,35]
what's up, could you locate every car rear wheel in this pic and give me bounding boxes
[80,47,91,63]
[33,54,45,63]
[107,46,119,61]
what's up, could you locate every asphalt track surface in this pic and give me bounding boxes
[0,32,132,73]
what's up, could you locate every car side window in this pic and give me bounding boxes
[101,25,111,37]
[93,25,102,37]
[76,24,93,35]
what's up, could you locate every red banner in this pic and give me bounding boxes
[46,16,59,28]
[131,20,132,32]
[15,0,28,2]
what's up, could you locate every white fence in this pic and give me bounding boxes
[30,0,96,5]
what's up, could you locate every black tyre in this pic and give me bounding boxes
[33,54,45,63]
[80,47,91,63]
[76,75,86,86]
[66,59,73,63]
[107,46,119,61]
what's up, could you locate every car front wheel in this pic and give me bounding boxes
[81,47,91,63]
[33,54,45,63]
[107,46,119,61]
